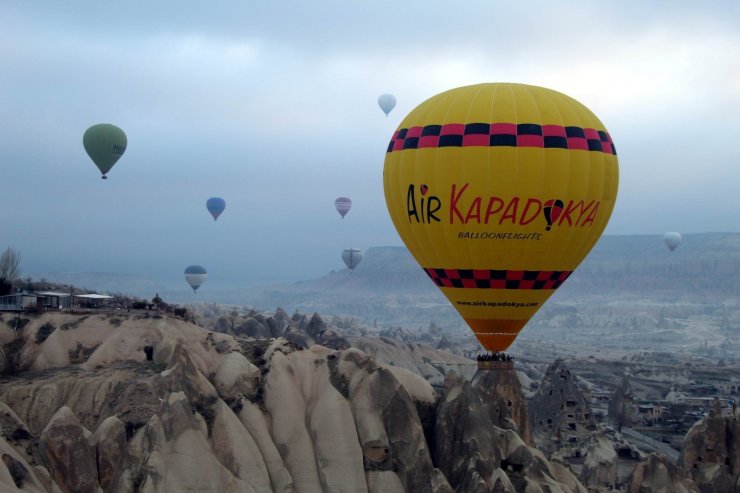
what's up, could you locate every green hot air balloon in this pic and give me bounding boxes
[83,124,127,179]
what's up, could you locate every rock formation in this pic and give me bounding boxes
[609,375,637,431]
[680,398,739,492]
[628,452,699,493]
[350,336,475,387]
[578,431,617,490]
[529,359,596,453]
[211,309,352,352]
[0,311,589,493]
[432,370,581,492]
[434,372,497,490]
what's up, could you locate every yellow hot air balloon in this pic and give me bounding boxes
[383,83,619,352]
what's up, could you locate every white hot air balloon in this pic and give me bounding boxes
[664,232,682,252]
[378,94,396,116]
[184,265,208,292]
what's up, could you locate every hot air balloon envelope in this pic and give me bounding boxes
[378,94,397,116]
[335,197,352,218]
[207,197,226,221]
[342,248,363,270]
[664,232,682,252]
[184,265,208,292]
[83,124,127,179]
[383,83,619,352]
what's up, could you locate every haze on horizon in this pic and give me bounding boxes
[2,1,740,290]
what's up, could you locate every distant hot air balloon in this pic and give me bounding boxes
[664,232,682,252]
[335,197,352,219]
[378,94,397,117]
[342,248,363,271]
[206,197,226,221]
[384,83,619,352]
[83,124,127,179]
[184,265,207,292]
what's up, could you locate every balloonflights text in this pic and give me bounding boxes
[457,232,543,240]
[406,183,600,234]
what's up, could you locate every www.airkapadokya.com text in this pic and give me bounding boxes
[455,300,538,308]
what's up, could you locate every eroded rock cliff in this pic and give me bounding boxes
[679,398,739,493]
[0,312,586,492]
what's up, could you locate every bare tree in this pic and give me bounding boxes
[0,247,21,295]
[0,248,21,280]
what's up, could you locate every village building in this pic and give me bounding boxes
[0,291,116,311]
[36,291,73,310]
[0,292,39,311]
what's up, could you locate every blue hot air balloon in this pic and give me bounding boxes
[206,197,226,221]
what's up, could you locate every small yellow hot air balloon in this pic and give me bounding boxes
[383,83,619,352]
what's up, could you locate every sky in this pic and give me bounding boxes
[2,1,740,291]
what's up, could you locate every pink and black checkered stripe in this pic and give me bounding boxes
[424,268,572,289]
[387,123,616,155]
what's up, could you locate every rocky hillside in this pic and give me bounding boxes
[0,312,590,493]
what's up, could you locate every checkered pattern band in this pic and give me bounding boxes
[424,268,572,289]
[387,123,616,155]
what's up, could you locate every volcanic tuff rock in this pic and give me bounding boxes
[378,326,416,342]
[436,335,455,350]
[39,406,100,493]
[680,398,740,493]
[578,431,617,490]
[434,371,583,492]
[628,452,699,493]
[611,431,646,461]
[210,308,352,351]
[529,359,596,452]
[0,312,586,492]
[93,416,127,491]
[473,367,533,445]
[609,376,637,430]
[350,336,475,388]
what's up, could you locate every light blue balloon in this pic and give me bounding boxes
[206,197,226,221]
[378,94,396,116]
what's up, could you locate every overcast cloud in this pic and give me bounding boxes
[2,1,740,291]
